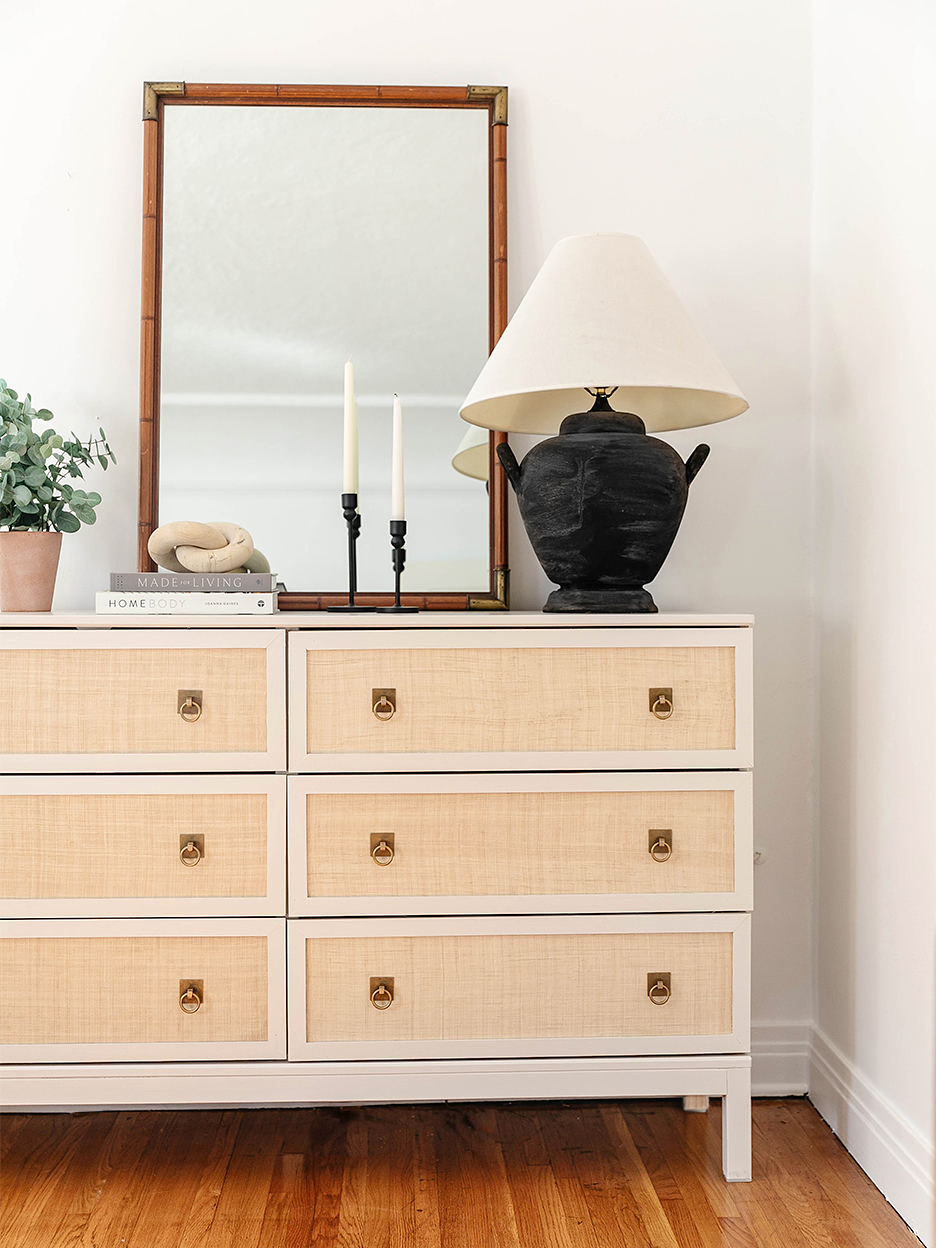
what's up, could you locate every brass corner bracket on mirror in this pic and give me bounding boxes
[137,81,509,611]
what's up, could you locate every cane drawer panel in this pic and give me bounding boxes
[293,629,749,770]
[0,630,285,771]
[289,916,749,1059]
[0,921,285,1061]
[0,779,286,918]
[295,780,749,915]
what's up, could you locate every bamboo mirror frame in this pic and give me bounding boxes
[139,82,508,610]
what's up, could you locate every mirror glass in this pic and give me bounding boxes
[158,105,491,592]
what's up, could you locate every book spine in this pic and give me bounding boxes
[96,592,276,615]
[109,572,276,592]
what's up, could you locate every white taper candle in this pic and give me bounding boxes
[342,357,358,493]
[390,394,405,521]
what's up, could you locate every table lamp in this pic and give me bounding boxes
[459,233,749,612]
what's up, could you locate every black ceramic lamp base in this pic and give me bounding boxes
[496,394,710,616]
[544,586,657,613]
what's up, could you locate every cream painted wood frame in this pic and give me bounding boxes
[0,918,286,1063]
[288,771,753,916]
[0,629,286,773]
[1,776,286,919]
[287,913,751,1061]
[288,627,753,772]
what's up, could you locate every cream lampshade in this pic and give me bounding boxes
[459,232,748,435]
[451,423,490,481]
[458,233,749,613]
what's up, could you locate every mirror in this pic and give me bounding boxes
[139,83,508,609]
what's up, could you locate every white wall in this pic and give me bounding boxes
[812,0,936,1240]
[1,0,815,1077]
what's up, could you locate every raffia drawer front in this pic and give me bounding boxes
[0,790,277,915]
[304,932,732,1046]
[303,789,735,901]
[0,638,272,758]
[304,644,735,757]
[0,932,271,1057]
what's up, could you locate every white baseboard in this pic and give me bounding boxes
[751,1021,810,1094]
[809,1027,934,1248]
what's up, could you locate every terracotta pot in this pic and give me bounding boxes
[0,531,63,612]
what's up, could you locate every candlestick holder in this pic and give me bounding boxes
[328,493,377,612]
[377,519,419,612]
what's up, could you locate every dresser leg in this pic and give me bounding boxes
[682,1096,710,1112]
[721,1066,753,1181]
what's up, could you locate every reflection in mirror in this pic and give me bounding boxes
[158,104,492,593]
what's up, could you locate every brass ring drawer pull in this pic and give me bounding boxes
[649,835,673,862]
[180,984,202,1013]
[371,838,394,866]
[370,981,394,1009]
[650,690,674,720]
[178,690,203,723]
[372,690,396,721]
[648,977,672,1006]
[180,839,202,866]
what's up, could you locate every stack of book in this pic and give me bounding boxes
[96,572,279,615]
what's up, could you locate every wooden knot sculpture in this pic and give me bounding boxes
[147,521,270,574]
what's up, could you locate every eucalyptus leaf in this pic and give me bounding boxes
[23,465,47,487]
[55,511,81,533]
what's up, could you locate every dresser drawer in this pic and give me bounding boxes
[289,627,752,771]
[287,915,750,1060]
[0,777,286,918]
[289,773,752,915]
[0,919,286,1061]
[0,630,285,772]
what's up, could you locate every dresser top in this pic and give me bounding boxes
[0,611,753,630]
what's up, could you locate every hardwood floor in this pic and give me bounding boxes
[0,1098,920,1247]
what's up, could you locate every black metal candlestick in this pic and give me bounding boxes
[328,492,377,612]
[377,519,418,612]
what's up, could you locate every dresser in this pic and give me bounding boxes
[0,612,753,1181]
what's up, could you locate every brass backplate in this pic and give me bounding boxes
[370,833,395,856]
[369,976,394,997]
[372,688,396,715]
[180,978,204,1003]
[649,687,673,711]
[649,830,673,853]
[647,972,671,995]
[178,688,203,714]
[180,833,205,860]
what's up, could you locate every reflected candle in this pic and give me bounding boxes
[342,357,358,493]
[391,394,405,521]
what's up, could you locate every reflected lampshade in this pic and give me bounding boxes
[451,423,490,482]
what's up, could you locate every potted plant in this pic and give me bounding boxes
[0,380,116,611]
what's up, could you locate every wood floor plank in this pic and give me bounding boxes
[411,1107,442,1248]
[597,1104,683,1248]
[76,1110,168,1247]
[496,1105,578,1248]
[534,1104,614,1248]
[201,1110,284,1248]
[130,1111,228,1248]
[176,1110,243,1248]
[434,1107,522,1248]
[335,1115,368,1248]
